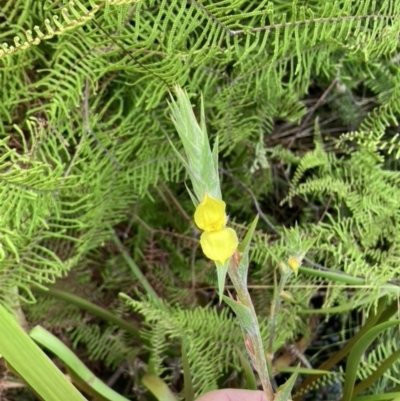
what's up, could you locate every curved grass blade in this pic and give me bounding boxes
[341,320,400,401]
[274,365,300,401]
[181,340,195,401]
[234,344,257,390]
[30,325,129,401]
[0,306,86,401]
[353,393,400,401]
[352,349,400,398]
[142,373,178,401]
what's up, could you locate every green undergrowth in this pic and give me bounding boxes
[1,0,400,400]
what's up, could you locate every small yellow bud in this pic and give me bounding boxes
[287,256,301,274]
[194,194,226,232]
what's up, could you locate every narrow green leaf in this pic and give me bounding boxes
[212,134,219,179]
[275,367,333,375]
[294,297,394,401]
[274,365,300,401]
[341,320,400,401]
[216,262,229,302]
[238,214,259,254]
[167,135,193,178]
[185,181,200,206]
[0,307,86,401]
[353,349,400,397]
[222,295,253,330]
[353,393,400,401]
[142,373,178,401]
[30,325,129,401]
[112,233,161,307]
[33,286,141,339]
[234,345,257,390]
[181,341,195,401]
[236,215,259,283]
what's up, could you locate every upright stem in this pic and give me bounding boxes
[228,261,275,401]
[267,270,291,368]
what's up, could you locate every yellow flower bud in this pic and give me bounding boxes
[194,194,227,232]
[199,228,239,265]
[287,256,301,273]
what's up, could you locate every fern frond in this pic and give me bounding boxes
[123,296,241,396]
[122,293,297,397]
[70,324,137,370]
[359,327,400,388]
[0,1,99,58]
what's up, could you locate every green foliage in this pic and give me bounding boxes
[1,0,400,399]
[30,325,132,401]
[120,292,296,397]
[122,295,243,397]
[0,306,86,401]
[142,374,179,401]
[69,324,137,370]
[358,327,400,391]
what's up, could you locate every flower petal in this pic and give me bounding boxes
[194,194,227,232]
[199,228,238,265]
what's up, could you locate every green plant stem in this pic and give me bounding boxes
[299,266,400,290]
[228,262,274,400]
[111,232,161,306]
[298,266,400,314]
[32,286,142,340]
[267,270,291,371]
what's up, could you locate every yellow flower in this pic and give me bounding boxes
[194,193,238,265]
[287,256,301,274]
[200,228,239,265]
[194,194,226,232]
